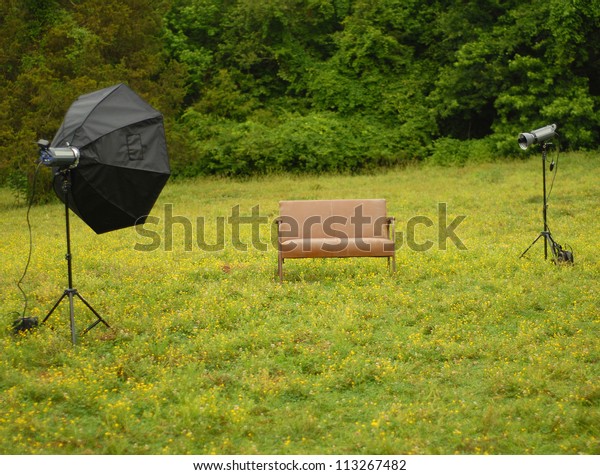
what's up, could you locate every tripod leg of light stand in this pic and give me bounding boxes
[42,290,69,324]
[41,289,80,344]
[544,232,562,262]
[42,289,109,342]
[520,231,559,261]
[519,232,544,259]
[76,291,110,334]
[67,290,77,345]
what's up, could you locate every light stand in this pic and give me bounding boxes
[41,169,110,344]
[519,142,561,261]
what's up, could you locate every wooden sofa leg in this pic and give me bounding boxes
[278,254,284,282]
[388,255,396,274]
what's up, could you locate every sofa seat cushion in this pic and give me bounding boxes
[280,237,395,258]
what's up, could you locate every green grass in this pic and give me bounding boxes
[0,153,598,454]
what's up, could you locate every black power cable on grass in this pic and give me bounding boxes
[12,162,42,333]
[544,138,574,264]
[545,136,560,205]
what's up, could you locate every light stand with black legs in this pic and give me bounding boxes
[41,169,110,344]
[519,141,573,264]
[519,142,555,260]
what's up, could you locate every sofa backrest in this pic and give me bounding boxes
[278,199,389,240]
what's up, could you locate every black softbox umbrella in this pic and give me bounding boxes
[51,83,170,233]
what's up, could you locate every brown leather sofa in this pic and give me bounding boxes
[276,199,396,281]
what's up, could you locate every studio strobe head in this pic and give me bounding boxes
[518,124,557,150]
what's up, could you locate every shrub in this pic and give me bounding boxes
[175,111,411,177]
[426,138,498,166]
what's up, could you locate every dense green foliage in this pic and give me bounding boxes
[1,0,600,188]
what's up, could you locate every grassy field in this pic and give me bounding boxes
[0,152,598,455]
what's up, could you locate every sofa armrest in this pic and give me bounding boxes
[386,217,395,242]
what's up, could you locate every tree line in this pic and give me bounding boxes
[1,0,599,193]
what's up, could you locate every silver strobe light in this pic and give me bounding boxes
[518,124,557,150]
[37,139,80,169]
